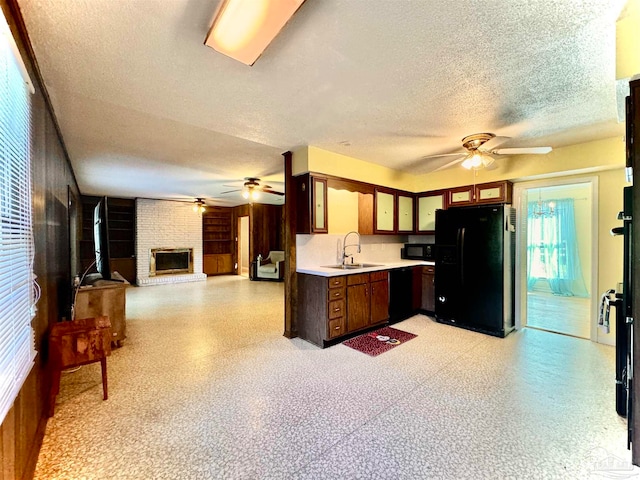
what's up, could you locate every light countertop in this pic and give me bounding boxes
[297,260,435,277]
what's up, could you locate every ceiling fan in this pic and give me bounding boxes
[220,177,285,200]
[424,133,552,171]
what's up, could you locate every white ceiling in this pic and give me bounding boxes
[17,0,626,206]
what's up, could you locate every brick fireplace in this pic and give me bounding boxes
[135,199,207,286]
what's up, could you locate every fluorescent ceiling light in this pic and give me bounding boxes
[205,0,306,66]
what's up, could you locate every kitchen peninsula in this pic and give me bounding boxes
[296,259,434,347]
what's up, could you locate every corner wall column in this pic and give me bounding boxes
[283,151,297,338]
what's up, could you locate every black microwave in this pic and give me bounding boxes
[401,243,436,261]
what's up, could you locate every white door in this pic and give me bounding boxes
[514,178,598,341]
[238,216,249,277]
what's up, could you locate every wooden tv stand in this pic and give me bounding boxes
[75,271,129,347]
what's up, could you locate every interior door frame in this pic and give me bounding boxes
[236,215,249,276]
[512,175,599,342]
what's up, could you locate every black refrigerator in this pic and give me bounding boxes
[435,204,515,337]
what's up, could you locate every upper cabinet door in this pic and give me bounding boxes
[397,193,414,233]
[447,185,475,207]
[475,181,513,205]
[312,177,328,233]
[417,192,445,233]
[374,189,395,233]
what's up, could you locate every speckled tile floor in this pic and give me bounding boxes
[35,276,636,479]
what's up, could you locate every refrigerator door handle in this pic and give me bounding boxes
[457,227,466,287]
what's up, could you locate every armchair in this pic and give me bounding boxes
[256,251,285,281]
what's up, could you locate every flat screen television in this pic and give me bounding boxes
[93,196,112,280]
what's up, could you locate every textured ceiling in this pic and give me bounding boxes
[16,0,626,206]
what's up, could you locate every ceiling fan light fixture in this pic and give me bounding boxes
[193,198,206,213]
[251,190,260,200]
[242,190,250,199]
[461,151,493,170]
[204,0,306,66]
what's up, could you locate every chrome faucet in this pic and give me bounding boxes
[342,231,361,265]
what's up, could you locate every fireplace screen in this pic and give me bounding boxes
[150,248,193,276]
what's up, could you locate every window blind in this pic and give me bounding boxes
[0,11,36,425]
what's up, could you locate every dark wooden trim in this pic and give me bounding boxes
[373,187,397,234]
[630,78,640,466]
[310,177,328,234]
[326,176,375,195]
[316,172,377,196]
[283,152,298,338]
[446,184,476,207]
[474,180,513,205]
[416,188,450,207]
[415,189,448,234]
[396,191,416,234]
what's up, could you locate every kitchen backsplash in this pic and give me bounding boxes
[297,234,408,267]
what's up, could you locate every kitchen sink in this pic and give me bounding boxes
[321,263,383,270]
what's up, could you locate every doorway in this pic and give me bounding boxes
[514,178,598,341]
[238,216,249,277]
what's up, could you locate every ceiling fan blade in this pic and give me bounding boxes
[491,147,552,155]
[479,135,510,151]
[262,188,285,196]
[430,154,468,172]
[421,151,467,159]
[220,189,241,195]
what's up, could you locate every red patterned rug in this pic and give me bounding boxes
[342,326,417,356]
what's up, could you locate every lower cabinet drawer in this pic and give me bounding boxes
[328,317,346,339]
[328,287,346,301]
[328,299,345,319]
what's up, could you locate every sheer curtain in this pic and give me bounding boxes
[527,198,588,297]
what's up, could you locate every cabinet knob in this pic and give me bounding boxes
[334,326,340,330]
[334,308,340,312]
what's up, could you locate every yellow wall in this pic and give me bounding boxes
[294,137,626,194]
[293,146,415,191]
[598,169,626,334]
[327,188,359,233]
[412,136,626,192]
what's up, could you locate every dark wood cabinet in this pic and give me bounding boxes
[412,267,422,311]
[447,181,513,207]
[447,185,476,207]
[296,174,328,234]
[347,271,388,333]
[297,274,346,346]
[347,281,370,332]
[396,191,415,234]
[374,188,396,233]
[297,270,390,347]
[203,253,233,275]
[417,190,447,233]
[475,180,513,205]
[370,271,389,324]
[421,265,435,313]
[203,207,234,275]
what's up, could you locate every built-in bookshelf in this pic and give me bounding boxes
[80,196,136,282]
[203,207,233,275]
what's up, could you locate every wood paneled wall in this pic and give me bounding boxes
[0,1,80,479]
[251,204,284,261]
[232,204,283,272]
